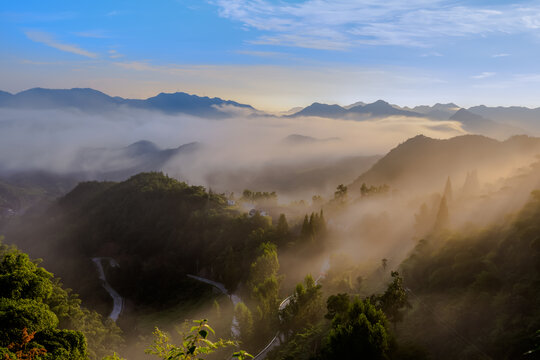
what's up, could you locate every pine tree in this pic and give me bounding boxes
[443,176,453,203]
[434,196,449,230]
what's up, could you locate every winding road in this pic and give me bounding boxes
[187,274,242,338]
[253,258,330,359]
[92,257,124,322]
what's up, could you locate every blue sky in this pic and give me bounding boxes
[2,0,540,110]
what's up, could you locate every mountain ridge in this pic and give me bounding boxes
[0,87,254,118]
[350,134,540,192]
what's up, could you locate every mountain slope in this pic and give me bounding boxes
[449,108,523,139]
[289,100,423,119]
[71,140,200,179]
[468,105,540,134]
[126,91,253,117]
[5,172,276,311]
[348,100,423,117]
[1,88,122,111]
[350,134,540,191]
[288,103,348,118]
[0,88,254,117]
[400,190,540,359]
[410,103,461,120]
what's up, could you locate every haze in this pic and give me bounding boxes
[2,1,540,360]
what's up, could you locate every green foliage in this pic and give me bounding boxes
[322,298,390,359]
[276,214,289,236]
[101,352,125,360]
[371,271,410,329]
[8,172,279,311]
[0,241,122,360]
[399,190,540,359]
[0,241,89,359]
[300,211,326,246]
[325,294,350,320]
[145,319,252,360]
[269,325,327,360]
[433,196,449,231]
[280,275,323,337]
[247,243,281,340]
[1,328,47,360]
[241,189,277,205]
[360,183,389,197]
[234,302,254,341]
[333,184,347,202]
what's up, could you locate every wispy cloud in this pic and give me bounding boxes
[108,49,123,59]
[25,30,98,58]
[74,30,109,38]
[492,53,510,58]
[210,0,540,50]
[472,72,496,79]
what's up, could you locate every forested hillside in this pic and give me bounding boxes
[6,173,285,306]
[264,190,540,360]
[399,190,540,359]
[0,240,122,359]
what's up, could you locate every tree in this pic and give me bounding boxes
[334,184,348,202]
[0,243,89,360]
[301,215,311,239]
[145,320,251,360]
[443,176,453,203]
[323,298,390,359]
[375,271,410,330]
[325,293,350,320]
[434,196,449,231]
[0,240,121,360]
[2,328,46,360]
[280,275,323,337]
[247,243,281,338]
[234,303,254,341]
[276,214,289,236]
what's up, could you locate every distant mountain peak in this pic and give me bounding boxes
[0,87,253,117]
[126,140,160,155]
[450,108,486,121]
[282,134,340,144]
[289,103,347,118]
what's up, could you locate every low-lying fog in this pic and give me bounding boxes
[0,106,465,199]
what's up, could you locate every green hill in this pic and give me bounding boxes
[6,172,277,312]
[399,190,540,359]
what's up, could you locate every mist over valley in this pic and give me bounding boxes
[3,1,540,359]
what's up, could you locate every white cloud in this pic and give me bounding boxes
[492,53,510,58]
[108,49,123,59]
[472,72,496,79]
[210,0,540,49]
[25,30,98,58]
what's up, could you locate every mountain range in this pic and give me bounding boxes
[350,134,540,192]
[1,87,539,138]
[0,88,254,118]
[289,99,422,119]
[289,100,535,139]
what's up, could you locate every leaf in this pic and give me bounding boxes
[203,323,216,335]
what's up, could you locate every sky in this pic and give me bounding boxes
[2,0,540,111]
